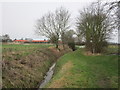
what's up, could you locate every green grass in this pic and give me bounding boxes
[2,44,52,52]
[2,44,53,60]
[46,48,118,88]
[106,45,119,54]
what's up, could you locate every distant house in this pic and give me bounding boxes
[14,40,28,43]
[25,38,33,42]
[14,40,49,43]
[32,40,49,43]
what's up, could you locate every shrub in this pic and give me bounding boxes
[68,42,76,51]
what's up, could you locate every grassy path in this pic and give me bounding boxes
[46,49,118,88]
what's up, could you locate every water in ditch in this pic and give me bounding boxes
[38,63,56,89]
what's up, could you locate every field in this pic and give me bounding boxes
[2,44,53,61]
[2,44,71,88]
[106,45,119,55]
[46,48,118,88]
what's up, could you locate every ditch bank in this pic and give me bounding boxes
[2,46,71,88]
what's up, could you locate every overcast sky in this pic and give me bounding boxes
[0,0,118,43]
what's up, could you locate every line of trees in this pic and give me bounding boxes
[35,1,119,53]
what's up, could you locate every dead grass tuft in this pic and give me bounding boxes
[84,51,101,56]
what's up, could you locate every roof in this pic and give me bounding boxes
[14,40,49,42]
[14,40,27,42]
[32,40,48,42]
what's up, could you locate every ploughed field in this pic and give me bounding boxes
[2,44,71,88]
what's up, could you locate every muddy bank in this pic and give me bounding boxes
[2,46,71,88]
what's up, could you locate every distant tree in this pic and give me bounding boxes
[2,34,12,42]
[76,1,114,53]
[61,30,76,51]
[35,7,71,49]
[61,30,75,44]
[20,38,23,40]
[44,39,46,41]
[75,29,85,45]
[14,39,17,41]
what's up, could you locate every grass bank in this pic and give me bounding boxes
[2,44,71,88]
[46,48,118,88]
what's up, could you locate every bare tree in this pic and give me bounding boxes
[35,7,71,49]
[35,12,59,48]
[61,30,76,51]
[104,1,119,28]
[55,7,71,48]
[104,1,119,44]
[61,30,75,44]
[76,1,114,53]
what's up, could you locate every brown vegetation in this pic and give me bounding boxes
[2,46,71,88]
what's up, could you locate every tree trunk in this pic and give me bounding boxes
[62,43,65,50]
[55,43,60,51]
[56,43,58,49]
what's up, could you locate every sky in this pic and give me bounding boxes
[0,0,118,43]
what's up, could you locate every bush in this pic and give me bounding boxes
[68,42,76,51]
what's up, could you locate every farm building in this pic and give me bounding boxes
[14,40,49,43]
